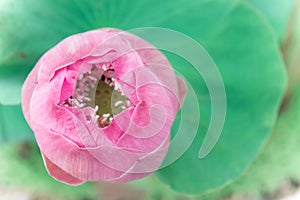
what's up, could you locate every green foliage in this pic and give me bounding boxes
[245,0,294,41]
[0,142,97,199]
[0,66,30,105]
[155,0,286,194]
[200,2,300,196]
[200,83,300,199]
[0,104,33,144]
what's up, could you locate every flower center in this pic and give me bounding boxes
[95,72,130,128]
[62,64,130,128]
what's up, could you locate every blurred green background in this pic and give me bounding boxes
[0,0,300,199]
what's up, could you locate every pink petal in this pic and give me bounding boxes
[29,68,84,147]
[88,134,170,174]
[74,107,113,147]
[37,29,119,83]
[42,154,84,186]
[114,102,168,139]
[21,59,41,125]
[176,76,188,107]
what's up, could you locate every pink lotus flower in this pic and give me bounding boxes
[22,28,186,185]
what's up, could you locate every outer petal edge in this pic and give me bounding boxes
[42,154,85,186]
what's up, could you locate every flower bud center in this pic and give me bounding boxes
[95,73,130,128]
[62,64,130,128]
